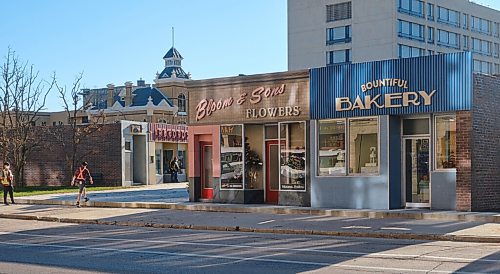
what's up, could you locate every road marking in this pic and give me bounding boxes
[380,227,412,231]
[1,231,499,264]
[0,241,484,274]
[257,220,275,225]
[341,226,371,229]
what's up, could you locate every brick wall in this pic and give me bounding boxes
[23,123,122,186]
[456,111,472,211]
[470,74,500,211]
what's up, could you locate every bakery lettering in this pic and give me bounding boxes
[336,79,437,112]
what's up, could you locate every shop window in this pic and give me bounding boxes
[349,118,378,175]
[220,125,244,189]
[163,149,174,175]
[279,122,306,191]
[177,150,186,171]
[435,115,456,169]
[244,125,264,190]
[318,120,346,176]
[155,150,162,175]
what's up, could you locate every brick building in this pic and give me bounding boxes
[24,123,122,186]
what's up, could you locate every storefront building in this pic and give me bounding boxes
[186,52,499,211]
[121,121,188,186]
[310,52,499,211]
[187,71,311,206]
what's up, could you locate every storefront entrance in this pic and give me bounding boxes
[404,138,430,207]
[200,142,213,200]
[265,140,279,204]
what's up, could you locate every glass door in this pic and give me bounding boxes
[404,138,430,207]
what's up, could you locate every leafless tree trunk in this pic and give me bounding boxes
[0,48,55,187]
[55,74,105,183]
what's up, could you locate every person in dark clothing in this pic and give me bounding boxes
[1,162,15,205]
[71,161,93,207]
[170,157,180,182]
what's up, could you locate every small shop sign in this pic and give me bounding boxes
[149,123,188,143]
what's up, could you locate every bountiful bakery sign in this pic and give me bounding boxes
[190,77,309,124]
[310,52,473,119]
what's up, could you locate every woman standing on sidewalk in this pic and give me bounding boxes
[1,162,15,205]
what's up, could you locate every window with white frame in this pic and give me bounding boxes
[317,117,380,177]
[279,122,306,190]
[349,118,379,175]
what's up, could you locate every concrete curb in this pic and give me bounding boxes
[0,212,498,244]
[16,198,500,223]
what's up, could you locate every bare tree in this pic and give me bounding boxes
[54,74,106,183]
[0,48,55,187]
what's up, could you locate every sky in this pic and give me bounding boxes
[0,0,499,111]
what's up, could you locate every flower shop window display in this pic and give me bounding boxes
[220,125,244,190]
[279,121,307,191]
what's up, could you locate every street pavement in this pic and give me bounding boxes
[10,183,500,243]
[0,218,499,273]
[1,204,499,243]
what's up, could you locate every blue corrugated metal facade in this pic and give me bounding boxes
[310,52,472,119]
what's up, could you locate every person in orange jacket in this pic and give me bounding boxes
[71,161,93,208]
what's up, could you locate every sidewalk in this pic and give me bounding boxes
[15,183,500,223]
[1,204,499,243]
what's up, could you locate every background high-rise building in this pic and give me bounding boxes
[288,0,500,74]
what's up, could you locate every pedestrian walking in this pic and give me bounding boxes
[1,162,15,205]
[170,157,180,182]
[71,161,93,208]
